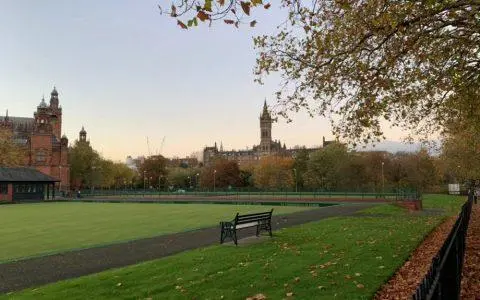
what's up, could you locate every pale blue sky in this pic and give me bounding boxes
[0,1,406,161]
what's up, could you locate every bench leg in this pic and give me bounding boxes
[220,223,225,244]
[256,224,260,237]
[233,229,238,246]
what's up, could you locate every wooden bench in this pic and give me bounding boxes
[220,209,273,245]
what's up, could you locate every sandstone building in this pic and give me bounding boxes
[202,101,327,166]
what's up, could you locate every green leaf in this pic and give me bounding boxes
[204,0,212,12]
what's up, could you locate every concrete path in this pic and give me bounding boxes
[0,203,374,294]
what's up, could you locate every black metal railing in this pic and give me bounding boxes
[412,196,473,300]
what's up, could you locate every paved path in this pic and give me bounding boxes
[0,203,374,294]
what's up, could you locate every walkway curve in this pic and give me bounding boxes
[0,203,374,294]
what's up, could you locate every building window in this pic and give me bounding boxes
[36,151,47,163]
[0,184,7,194]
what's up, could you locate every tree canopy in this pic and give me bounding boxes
[0,128,25,167]
[69,140,135,189]
[164,0,480,144]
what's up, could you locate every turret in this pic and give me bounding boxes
[61,134,69,147]
[50,87,59,109]
[79,126,87,142]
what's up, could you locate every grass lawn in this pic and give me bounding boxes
[3,194,464,300]
[0,202,310,262]
[357,193,466,216]
[3,214,444,299]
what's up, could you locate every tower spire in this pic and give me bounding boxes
[50,86,59,108]
[79,126,87,142]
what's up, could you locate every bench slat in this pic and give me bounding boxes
[236,222,259,229]
[237,211,272,218]
[237,217,270,224]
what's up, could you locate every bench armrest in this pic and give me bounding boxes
[220,221,234,229]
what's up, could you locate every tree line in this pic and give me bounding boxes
[0,127,472,193]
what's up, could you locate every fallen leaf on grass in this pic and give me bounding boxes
[357,284,365,289]
[294,277,300,282]
[286,292,294,297]
[245,293,267,300]
[116,283,122,287]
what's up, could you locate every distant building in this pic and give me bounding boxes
[0,87,70,192]
[125,155,144,171]
[202,100,331,166]
[167,157,199,168]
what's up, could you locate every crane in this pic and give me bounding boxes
[146,137,151,156]
[159,136,166,155]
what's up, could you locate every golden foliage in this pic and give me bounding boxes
[0,128,25,167]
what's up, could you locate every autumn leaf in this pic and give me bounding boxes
[264,3,271,9]
[241,1,251,15]
[251,0,263,6]
[177,20,188,29]
[224,19,235,24]
[217,0,225,5]
[245,294,267,300]
[197,11,209,21]
[250,20,257,27]
[204,0,213,12]
[286,292,293,297]
[170,4,177,17]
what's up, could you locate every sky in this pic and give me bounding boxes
[0,1,413,161]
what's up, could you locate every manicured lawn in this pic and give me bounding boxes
[422,193,465,215]
[357,194,466,216]
[2,213,444,300]
[0,202,309,262]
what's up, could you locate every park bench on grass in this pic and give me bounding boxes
[220,209,273,245]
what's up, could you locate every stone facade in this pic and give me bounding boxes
[202,101,326,166]
[0,87,70,192]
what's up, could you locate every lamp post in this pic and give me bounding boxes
[196,173,200,190]
[143,171,146,196]
[59,165,62,195]
[91,165,96,195]
[293,168,298,193]
[381,161,385,195]
[213,169,217,193]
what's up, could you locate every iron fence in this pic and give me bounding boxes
[73,188,419,202]
[412,196,473,300]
